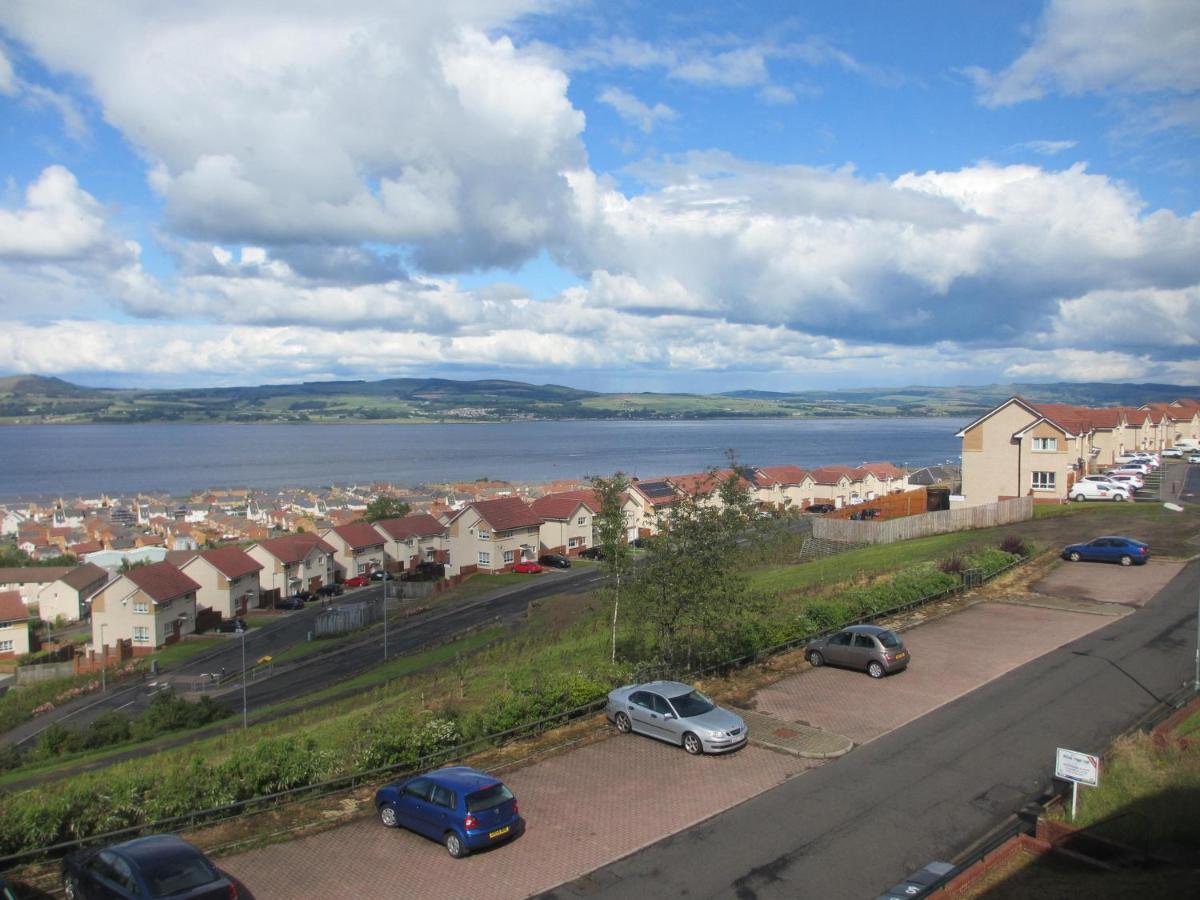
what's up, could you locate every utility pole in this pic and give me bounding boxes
[239,623,247,729]
[383,570,389,662]
[99,623,107,692]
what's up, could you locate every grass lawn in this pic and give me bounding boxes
[148,636,226,668]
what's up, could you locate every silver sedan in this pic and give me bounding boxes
[605,681,748,754]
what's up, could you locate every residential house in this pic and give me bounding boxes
[626,479,681,536]
[179,546,264,619]
[853,462,911,499]
[247,533,336,599]
[0,590,32,658]
[0,566,72,606]
[750,465,813,511]
[666,469,756,509]
[531,492,596,556]
[374,514,448,572]
[37,563,109,624]
[808,466,857,508]
[320,522,387,580]
[445,497,544,578]
[90,562,202,654]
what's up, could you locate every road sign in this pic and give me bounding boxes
[1056,747,1099,786]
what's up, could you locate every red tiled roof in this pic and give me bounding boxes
[124,562,201,604]
[0,590,30,621]
[809,466,856,484]
[536,489,601,511]
[667,469,753,497]
[374,514,447,541]
[752,465,809,487]
[631,480,680,507]
[469,497,543,531]
[530,495,590,520]
[0,566,71,585]
[68,541,103,555]
[854,462,907,479]
[195,546,263,580]
[256,533,337,564]
[330,522,386,550]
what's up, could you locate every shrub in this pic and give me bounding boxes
[939,556,965,574]
[999,534,1028,557]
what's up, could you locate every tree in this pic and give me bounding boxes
[587,472,633,664]
[626,455,761,671]
[363,496,411,523]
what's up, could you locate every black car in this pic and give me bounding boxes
[806,503,836,514]
[275,595,307,610]
[62,834,235,899]
[316,583,344,597]
[401,562,446,581]
[579,547,605,560]
[214,617,245,634]
[538,553,571,569]
[370,570,395,581]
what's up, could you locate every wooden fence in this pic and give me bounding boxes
[813,497,1033,545]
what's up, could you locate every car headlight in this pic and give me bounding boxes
[709,730,726,738]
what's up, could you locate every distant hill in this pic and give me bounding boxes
[0,373,1196,425]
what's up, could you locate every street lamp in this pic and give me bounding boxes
[99,622,107,692]
[238,621,247,729]
[382,569,389,662]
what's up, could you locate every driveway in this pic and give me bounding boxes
[217,593,1123,899]
[1032,559,1185,607]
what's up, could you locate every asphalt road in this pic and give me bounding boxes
[541,559,1200,900]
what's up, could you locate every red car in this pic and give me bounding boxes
[344,574,371,588]
[512,561,543,574]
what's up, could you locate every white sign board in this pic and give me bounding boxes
[1055,748,1100,786]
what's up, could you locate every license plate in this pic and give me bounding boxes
[488,826,510,839]
[895,651,907,660]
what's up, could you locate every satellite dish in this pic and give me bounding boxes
[1163,502,1183,512]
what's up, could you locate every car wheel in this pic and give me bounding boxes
[1069,551,1082,562]
[1119,555,1133,567]
[868,661,885,679]
[682,732,703,755]
[614,712,632,734]
[808,650,824,667]
[63,874,82,900]
[445,831,468,859]
[1113,494,1124,502]
[379,803,399,828]
[1072,494,1085,502]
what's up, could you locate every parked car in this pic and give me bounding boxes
[1070,480,1130,502]
[369,570,394,581]
[537,553,571,569]
[806,503,836,514]
[1061,536,1150,566]
[512,561,543,574]
[606,681,748,755]
[316,583,343,597]
[579,546,605,560]
[806,624,910,678]
[1107,473,1143,491]
[275,595,307,610]
[1109,462,1151,476]
[1161,448,1183,458]
[401,562,446,581]
[343,574,371,588]
[61,834,236,899]
[375,766,524,858]
[215,617,246,634]
[1189,454,1200,464]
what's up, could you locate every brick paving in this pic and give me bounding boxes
[736,708,852,758]
[1031,559,1185,607]
[753,600,1118,745]
[219,737,818,900]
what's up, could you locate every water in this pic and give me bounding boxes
[0,418,967,498]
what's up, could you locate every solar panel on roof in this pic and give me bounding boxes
[639,481,675,498]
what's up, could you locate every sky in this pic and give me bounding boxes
[0,0,1198,393]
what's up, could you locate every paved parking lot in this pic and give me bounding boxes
[218,574,1137,899]
[1032,558,1185,607]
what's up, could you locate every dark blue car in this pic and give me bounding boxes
[375,766,524,858]
[1061,536,1150,566]
[61,834,235,899]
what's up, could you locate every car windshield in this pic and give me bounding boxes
[877,630,902,649]
[668,690,715,718]
[141,854,217,897]
[466,783,513,813]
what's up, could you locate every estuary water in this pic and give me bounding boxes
[0,417,967,498]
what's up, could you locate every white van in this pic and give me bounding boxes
[1174,439,1200,453]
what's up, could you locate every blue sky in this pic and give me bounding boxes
[0,0,1197,392]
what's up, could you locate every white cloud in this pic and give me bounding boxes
[0,43,15,95]
[597,86,677,133]
[970,0,1200,112]
[1013,139,1077,155]
[0,166,116,261]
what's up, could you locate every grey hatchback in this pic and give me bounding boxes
[806,624,909,678]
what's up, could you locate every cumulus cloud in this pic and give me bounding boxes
[0,2,584,270]
[969,0,1200,128]
[0,166,119,261]
[597,86,677,133]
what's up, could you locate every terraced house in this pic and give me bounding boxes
[320,522,387,580]
[955,396,1200,507]
[445,497,543,578]
[374,513,448,573]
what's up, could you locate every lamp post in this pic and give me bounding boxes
[99,622,107,692]
[238,621,247,729]
[382,567,389,662]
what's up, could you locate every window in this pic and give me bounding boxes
[477,529,490,541]
[132,601,148,613]
[853,634,875,649]
[0,640,12,652]
[431,784,456,809]
[1031,471,1056,490]
[830,632,852,646]
[478,551,490,566]
[577,516,587,525]
[133,626,150,643]
[629,691,651,709]
[163,622,175,638]
[404,778,433,802]
[503,550,514,564]
[568,537,582,549]
[1032,437,1058,451]
[424,548,436,561]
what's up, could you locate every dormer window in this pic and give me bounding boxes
[477,529,490,540]
[1032,437,1058,451]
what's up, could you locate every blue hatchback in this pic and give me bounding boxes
[1061,536,1150,566]
[375,766,524,858]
